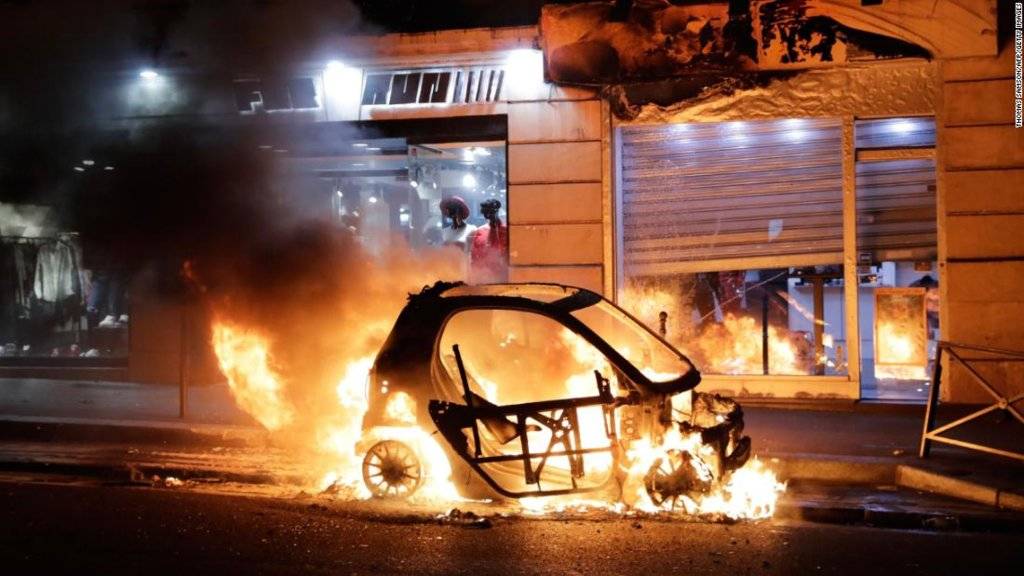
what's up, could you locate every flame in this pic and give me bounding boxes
[878,323,915,364]
[511,330,786,519]
[874,322,928,380]
[213,330,463,502]
[384,391,418,425]
[694,314,809,376]
[211,322,295,431]
[210,273,782,519]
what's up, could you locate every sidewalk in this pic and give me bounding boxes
[1,378,1022,522]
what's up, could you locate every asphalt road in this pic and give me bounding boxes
[0,479,1020,576]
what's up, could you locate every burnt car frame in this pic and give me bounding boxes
[359,281,750,504]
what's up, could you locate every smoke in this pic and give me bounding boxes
[102,123,465,462]
[201,218,463,456]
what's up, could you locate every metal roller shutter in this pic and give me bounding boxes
[619,118,844,277]
[855,158,937,261]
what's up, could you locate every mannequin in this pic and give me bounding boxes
[470,199,508,283]
[439,196,476,251]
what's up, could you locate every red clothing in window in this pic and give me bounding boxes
[469,222,508,283]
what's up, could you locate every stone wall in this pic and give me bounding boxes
[938,45,1024,403]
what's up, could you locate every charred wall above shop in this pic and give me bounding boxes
[539,0,992,118]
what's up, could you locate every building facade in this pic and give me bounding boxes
[1,1,1019,406]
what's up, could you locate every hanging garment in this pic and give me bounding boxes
[13,243,37,318]
[0,243,16,342]
[33,241,80,303]
[469,221,508,284]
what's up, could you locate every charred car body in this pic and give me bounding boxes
[360,282,750,506]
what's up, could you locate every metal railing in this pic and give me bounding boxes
[919,341,1024,462]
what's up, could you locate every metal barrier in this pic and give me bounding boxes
[919,341,1024,462]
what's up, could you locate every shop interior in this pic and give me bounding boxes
[269,119,509,284]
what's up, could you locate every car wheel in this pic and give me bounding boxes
[362,440,423,498]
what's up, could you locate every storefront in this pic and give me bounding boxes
[1,132,137,375]
[615,113,939,401]
[256,117,511,283]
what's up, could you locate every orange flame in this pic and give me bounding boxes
[211,322,295,431]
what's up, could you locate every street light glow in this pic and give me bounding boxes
[139,69,159,80]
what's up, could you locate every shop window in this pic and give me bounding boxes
[855,117,938,401]
[389,74,420,105]
[1,209,130,362]
[418,72,451,103]
[618,118,847,377]
[360,66,504,107]
[233,77,319,113]
[621,267,848,377]
[287,78,318,109]
[361,74,392,105]
[233,81,262,112]
[298,130,507,283]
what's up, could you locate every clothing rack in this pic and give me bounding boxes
[1,233,87,348]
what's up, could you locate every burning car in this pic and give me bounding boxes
[358,281,752,510]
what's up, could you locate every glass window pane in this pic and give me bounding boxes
[388,73,419,105]
[361,74,391,105]
[621,267,848,376]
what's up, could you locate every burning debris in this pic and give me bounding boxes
[436,508,493,529]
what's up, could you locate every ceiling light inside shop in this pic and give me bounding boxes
[82,159,95,166]
[139,69,159,80]
[462,173,477,189]
[353,142,368,148]
[336,190,344,197]
[104,166,115,171]
[368,196,379,204]
[367,147,381,152]
[73,166,85,172]
[409,180,419,188]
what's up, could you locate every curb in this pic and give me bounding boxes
[774,499,1024,533]
[896,464,1024,513]
[768,454,896,484]
[770,453,1024,514]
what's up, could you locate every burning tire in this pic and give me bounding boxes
[362,440,423,498]
[644,449,714,510]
